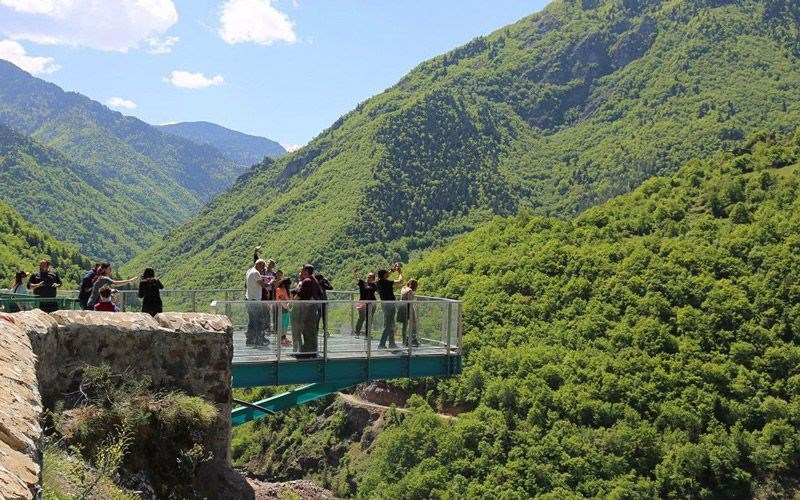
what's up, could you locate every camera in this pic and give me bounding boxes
[392,261,402,272]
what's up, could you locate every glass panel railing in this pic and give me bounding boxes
[211,298,461,363]
[108,289,242,313]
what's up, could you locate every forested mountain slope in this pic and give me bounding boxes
[0,125,157,262]
[0,61,243,260]
[238,131,800,498]
[157,121,285,166]
[128,0,800,288]
[0,200,89,285]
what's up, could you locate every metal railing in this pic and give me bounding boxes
[0,293,80,312]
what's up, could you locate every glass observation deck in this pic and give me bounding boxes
[211,293,462,385]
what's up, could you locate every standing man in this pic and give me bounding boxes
[354,270,377,337]
[245,259,268,346]
[376,264,403,349]
[28,259,62,313]
[297,264,322,357]
[78,262,101,310]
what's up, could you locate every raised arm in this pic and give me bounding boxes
[110,276,137,287]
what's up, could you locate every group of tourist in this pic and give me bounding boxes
[6,250,422,352]
[245,250,420,356]
[245,247,333,355]
[7,260,164,315]
[354,263,418,348]
[77,262,164,315]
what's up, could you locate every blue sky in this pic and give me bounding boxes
[0,0,550,148]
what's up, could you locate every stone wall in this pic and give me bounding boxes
[23,310,234,465]
[1,310,237,498]
[0,317,42,499]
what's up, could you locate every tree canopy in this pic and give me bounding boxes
[355,130,800,498]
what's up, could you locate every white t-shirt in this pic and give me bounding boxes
[245,267,263,300]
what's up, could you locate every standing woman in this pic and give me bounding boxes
[9,271,28,312]
[11,271,28,295]
[399,279,419,347]
[88,263,137,309]
[138,268,164,316]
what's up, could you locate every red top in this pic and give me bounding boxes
[298,276,321,301]
[93,301,118,312]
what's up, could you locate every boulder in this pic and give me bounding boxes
[50,310,161,331]
[155,312,232,334]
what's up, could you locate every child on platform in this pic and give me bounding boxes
[93,286,119,312]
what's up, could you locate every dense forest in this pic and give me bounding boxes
[235,130,800,498]
[0,200,89,285]
[126,0,800,289]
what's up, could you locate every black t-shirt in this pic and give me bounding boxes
[138,279,164,304]
[29,270,62,298]
[376,279,396,301]
[358,279,377,301]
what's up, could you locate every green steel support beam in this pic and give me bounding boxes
[230,354,462,425]
[232,380,361,426]
[232,355,462,388]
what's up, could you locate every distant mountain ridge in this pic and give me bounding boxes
[126,0,800,289]
[157,121,285,167]
[0,60,251,261]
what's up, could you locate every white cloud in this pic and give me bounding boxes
[0,0,178,52]
[106,97,137,110]
[0,39,59,74]
[163,70,225,89]
[281,143,303,152]
[219,0,297,45]
[0,0,74,16]
[146,35,179,54]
